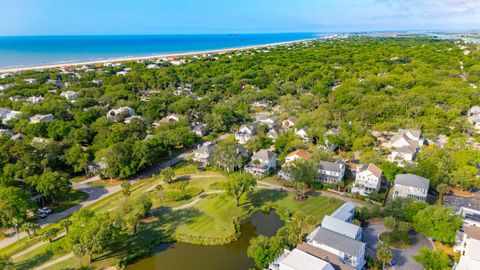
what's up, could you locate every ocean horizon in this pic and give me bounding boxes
[0,33,321,69]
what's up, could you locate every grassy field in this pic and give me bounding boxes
[7,164,345,270]
[87,179,121,188]
[53,189,89,213]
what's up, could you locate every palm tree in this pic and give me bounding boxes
[377,242,393,270]
[21,222,40,239]
[121,180,131,198]
[436,183,449,205]
[60,219,72,234]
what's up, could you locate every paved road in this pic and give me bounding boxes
[1,133,232,251]
[363,222,433,270]
[0,179,121,250]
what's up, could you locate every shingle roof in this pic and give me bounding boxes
[194,145,217,155]
[287,149,312,160]
[394,174,430,190]
[311,227,365,256]
[319,160,344,173]
[253,149,276,160]
[362,163,382,178]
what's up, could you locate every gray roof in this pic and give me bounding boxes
[312,227,365,256]
[394,174,430,190]
[194,145,217,155]
[319,160,344,173]
[321,215,361,240]
[331,201,355,222]
[253,149,276,160]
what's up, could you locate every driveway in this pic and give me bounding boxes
[363,222,433,270]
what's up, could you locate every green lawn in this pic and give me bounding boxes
[87,179,121,188]
[53,190,89,213]
[7,166,344,270]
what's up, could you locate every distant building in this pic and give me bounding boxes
[351,163,383,196]
[0,73,14,79]
[266,127,281,141]
[387,129,422,164]
[255,113,279,128]
[245,149,277,176]
[107,107,135,120]
[317,160,345,183]
[24,78,37,84]
[468,105,480,131]
[0,84,14,91]
[47,79,62,87]
[0,129,14,137]
[281,116,297,130]
[26,96,44,104]
[294,127,309,143]
[392,174,429,201]
[29,114,54,124]
[192,123,209,137]
[60,90,79,101]
[235,123,257,144]
[0,108,21,123]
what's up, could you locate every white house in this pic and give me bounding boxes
[266,127,281,141]
[245,149,276,176]
[26,96,44,104]
[300,202,366,270]
[193,144,217,165]
[107,107,135,120]
[279,149,312,180]
[468,105,480,131]
[392,174,429,201]
[60,90,79,101]
[324,127,340,150]
[318,160,345,183]
[124,115,145,124]
[146,64,159,69]
[235,124,257,144]
[268,248,335,270]
[0,73,13,79]
[24,78,37,84]
[0,84,14,91]
[387,129,422,164]
[29,114,54,124]
[255,113,279,128]
[351,163,383,196]
[281,116,297,130]
[294,127,309,143]
[47,79,62,87]
[251,100,270,108]
[192,123,209,137]
[454,226,480,270]
[0,108,21,123]
[457,207,480,228]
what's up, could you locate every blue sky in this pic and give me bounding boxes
[1,0,480,36]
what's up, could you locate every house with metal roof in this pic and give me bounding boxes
[306,227,366,270]
[321,215,362,240]
[268,248,335,270]
[330,201,356,222]
[392,174,430,201]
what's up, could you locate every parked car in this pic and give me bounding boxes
[39,207,52,215]
[36,211,48,219]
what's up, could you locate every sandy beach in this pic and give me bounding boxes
[0,37,320,73]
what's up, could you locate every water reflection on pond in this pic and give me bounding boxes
[126,210,284,270]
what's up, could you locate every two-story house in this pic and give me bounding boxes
[294,127,309,143]
[454,226,480,270]
[318,160,345,183]
[278,149,312,180]
[245,149,276,176]
[392,174,430,201]
[351,163,383,196]
[387,129,422,164]
[193,144,217,165]
[255,113,279,128]
[268,248,335,270]
[235,123,257,144]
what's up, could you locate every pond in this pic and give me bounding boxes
[126,210,284,270]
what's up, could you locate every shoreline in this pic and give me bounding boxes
[0,37,321,73]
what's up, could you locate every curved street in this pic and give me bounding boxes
[363,222,433,270]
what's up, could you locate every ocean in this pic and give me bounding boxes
[0,33,320,69]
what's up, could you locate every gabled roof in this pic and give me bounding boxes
[287,149,312,160]
[321,215,361,240]
[253,149,276,160]
[358,163,382,178]
[319,160,344,173]
[331,201,355,222]
[194,145,217,155]
[279,249,334,270]
[311,227,365,256]
[394,174,430,190]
